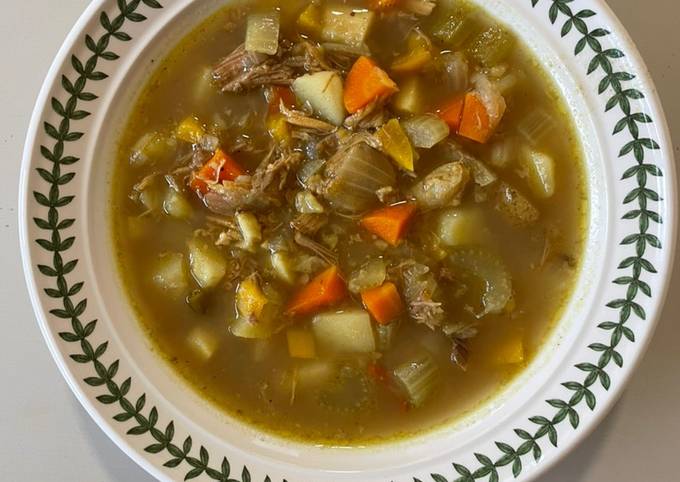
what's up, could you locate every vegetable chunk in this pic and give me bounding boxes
[361,282,404,325]
[361,203,417,246]
[285,265,347,317]
[188,238,227,289]
[245,12,280,55]
[321,5,375,47]
[312,310,376,353]
[344,56,398,114]
[292,71,346,126]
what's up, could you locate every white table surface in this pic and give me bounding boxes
[1,1,678,480]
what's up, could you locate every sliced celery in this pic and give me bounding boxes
[245,12,280,55]
[466,26,514,67]
[392,353,439,407]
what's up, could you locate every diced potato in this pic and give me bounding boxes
[436,207,486,246]
[176,116,205,144]
[188,238,227,289]
[271,251,296,284]
[292,71,346,126]
[297,3,323,37]
[496,333,525,364]
[129,132,177,167]
[321,5,374,47]
[187,325,220,360]
[152,253,189,292]
[163,188,192,220]
[245,11,280,55]
[236,274,268,320]
[138,183,162,213]
[236,212,262,252]
[296,360,334,387]
[295,191,325,213]
[312,310,376,353]
[287,329,317,359]
[521,149,556,198]
[391,77,423,115]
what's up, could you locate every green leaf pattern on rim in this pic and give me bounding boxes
[29,0,663,481]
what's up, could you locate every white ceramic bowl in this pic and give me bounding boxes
[19,0,676,481]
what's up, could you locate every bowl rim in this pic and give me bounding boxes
[18,0,677,481]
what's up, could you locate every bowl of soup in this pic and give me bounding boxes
[20,0,676,480]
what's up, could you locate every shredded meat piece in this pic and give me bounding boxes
[279,101,337,134]
[213,43,295,92]
[409,162,470,210]
[290,213,328,236]
[343,99,388,130]
[400,261,445,329]
[201,149,302,215]
[294,232,338,266]
[251,149,304,191]
[494,182,540,226]
[449,340,470,371]
[284,41,333,72]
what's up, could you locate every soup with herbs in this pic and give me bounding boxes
[112,0,587,444]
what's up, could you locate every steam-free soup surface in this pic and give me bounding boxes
[113,0,586,444]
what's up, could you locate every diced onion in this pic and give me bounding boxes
[402,114,450,149]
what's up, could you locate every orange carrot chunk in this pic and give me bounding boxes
[437,94,466,131]
[361,282,404,325]
[344,56,399,114]
[458,92,493,143]
[190,149,245,194]
[285,265,347,317]
[360,203,417,246]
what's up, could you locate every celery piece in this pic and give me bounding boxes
[402,114,450,149]
[467,26,515,67]
[392,353,439,407]
[430,7,481,48]
[245,12,280,55]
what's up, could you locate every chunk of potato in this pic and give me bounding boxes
[188,238,227,289]
[321,5,374,47]
[312,310,376,353]
[435,207,487,246]
[163,188,192,220]
[521,149,556,198]
[187,326,220,360]
[152,253,189,292]
[292,71,346,126]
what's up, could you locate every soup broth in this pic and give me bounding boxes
[112,0,587,444]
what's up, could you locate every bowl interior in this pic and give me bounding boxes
[82,0,610,474]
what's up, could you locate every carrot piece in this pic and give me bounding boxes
[344,56,399,114]
[437,94,466,131]
[458,92,493,143]
[285,265,347,317]
[361,282,404,325]
[266,86,296,115]
[190,148,245,194]
[360,203,417,246]
[369,0,399,12]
